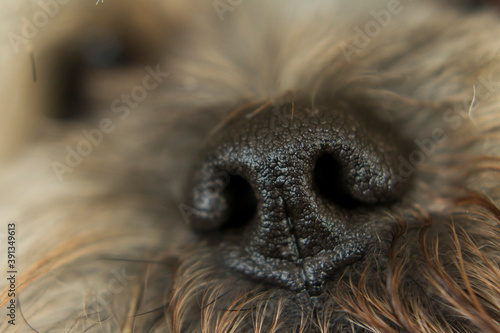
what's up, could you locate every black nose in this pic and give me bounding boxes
[187,94,409,293]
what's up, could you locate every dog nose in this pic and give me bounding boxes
[188,94,409,292]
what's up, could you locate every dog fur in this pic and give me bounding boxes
[1,0,500,332]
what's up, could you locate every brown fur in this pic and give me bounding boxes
[1,0,500,332]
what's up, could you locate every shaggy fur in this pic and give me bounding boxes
[1,0,500,332]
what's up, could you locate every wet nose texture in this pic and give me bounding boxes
[188,96,410,293]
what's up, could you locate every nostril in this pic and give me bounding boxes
[189,168,258,232]
[313,154,363,210]
[219,175,258,231]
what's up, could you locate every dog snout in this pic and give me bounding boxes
[188,95,410,292]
